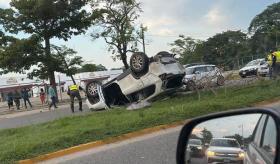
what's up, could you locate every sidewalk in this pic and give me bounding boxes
[0,92,86,116]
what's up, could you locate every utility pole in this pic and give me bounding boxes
[141,24,146,54]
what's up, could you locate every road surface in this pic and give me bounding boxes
[0,103,89,129]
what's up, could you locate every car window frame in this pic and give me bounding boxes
[252,114,267,146]
[259,116,277,163]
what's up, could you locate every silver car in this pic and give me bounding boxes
[184,65,225,91]
[206,138,245,164]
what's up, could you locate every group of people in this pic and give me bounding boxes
[6,82,83,113]
[7,88,33,110]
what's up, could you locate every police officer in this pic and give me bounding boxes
[67,83,83,113]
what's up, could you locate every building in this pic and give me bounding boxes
[0,70,123,102]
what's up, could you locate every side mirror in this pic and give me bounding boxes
[176,108,279,164]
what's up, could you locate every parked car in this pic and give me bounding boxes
[244,114,276,164]
[205,138,245,163]
[85,51,185,110]
[183,64,225,91]
[257,59,270,77]
[188,139,204,157]
[239,59,268,78]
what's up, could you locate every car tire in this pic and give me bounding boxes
[130,52,149,75]
[217,75,225,86]
[86,81,101,97]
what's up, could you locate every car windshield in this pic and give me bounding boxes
[210,139,240,148]
[185,68,194,75]
[189,139,202,145]
[246,60,260,66]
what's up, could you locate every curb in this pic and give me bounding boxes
[18,120,187,164]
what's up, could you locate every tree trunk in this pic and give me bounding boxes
[121,53,129,69]
[45,38,58,100]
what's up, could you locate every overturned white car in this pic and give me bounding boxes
[85,51,185,110]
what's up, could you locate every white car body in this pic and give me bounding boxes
[239,58,269,77]
[86,52,185,110]
[206,138,245,163]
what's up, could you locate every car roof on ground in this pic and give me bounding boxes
[185,64,216,69]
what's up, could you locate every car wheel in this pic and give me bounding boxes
[86,81,101,97]
[130,52,149,74]
[217,75,225,86]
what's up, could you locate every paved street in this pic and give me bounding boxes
[41,126,182,164]
[0,102,89,129]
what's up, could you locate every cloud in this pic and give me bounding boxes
[203,6,227,27]
[0,0,10,8]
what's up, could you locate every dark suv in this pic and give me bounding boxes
[245,114,277,164]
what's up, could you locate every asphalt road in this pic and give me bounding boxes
[0,103,90,129]
[41,126,182,164]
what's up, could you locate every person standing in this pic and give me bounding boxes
[14,90,21,110]
[48,84,58,110]
[7,92,14,110]
[21,88,33,109]
[67,83,83,113]
[39,88,46,105]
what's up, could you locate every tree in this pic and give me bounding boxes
[170,35,203,64]
[249,2,280,54]
[91,0,143,69]
[79,63,107,73]
[0,35,43,75]
[0,0,94,88]
[200,30,249,70]
[201,128,213,144]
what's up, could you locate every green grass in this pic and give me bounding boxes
[1,80,280,163]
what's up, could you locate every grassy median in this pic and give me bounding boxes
[1,80,280,163]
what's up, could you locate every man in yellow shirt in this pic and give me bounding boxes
[67,84,83,113]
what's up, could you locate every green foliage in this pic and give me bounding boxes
[0,0,93,40]
[0,35,43,74]
[0,0,94,83]
[170,35,203,64]
[79,63,107,73]
[91,0,143,69]
[200,31,249,70]
[249,2,280,53]
[201,128,213,144]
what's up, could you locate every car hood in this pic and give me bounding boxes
[240,65,258,71]
[208,146,243,153]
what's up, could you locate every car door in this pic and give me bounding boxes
[245,114,266,164]
[246,115,277,164]
[193,66,207,81]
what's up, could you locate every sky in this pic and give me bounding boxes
[192,114,262,139]
[0,0,278,70]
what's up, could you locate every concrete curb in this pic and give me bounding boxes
[18,120,187,164]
